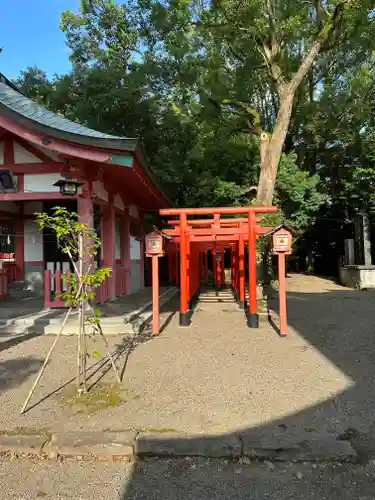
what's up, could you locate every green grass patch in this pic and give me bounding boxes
[0,427,50,436]
[60,382,126,414]
[142,428,178,433]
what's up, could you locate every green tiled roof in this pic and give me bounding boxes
[0,81,121,138]
[0,76,170,205]
[0,79,137,150]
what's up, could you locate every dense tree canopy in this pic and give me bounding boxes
[9,0,375,270]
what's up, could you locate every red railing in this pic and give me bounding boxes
[44,270,71,308]
[44,269,128,307]
[96,267,129,303]
[0,270,8,298]
[95,276,112,304]
[115,266,128,297]
[0,253,14,260]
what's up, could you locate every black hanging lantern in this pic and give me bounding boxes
[0,170,16,191]
[53,178,82,196]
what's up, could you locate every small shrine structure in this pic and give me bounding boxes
[0,73,169,305]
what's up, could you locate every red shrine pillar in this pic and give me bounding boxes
[278,252,288,336]
[174,248,178,284]
[102,194,116,300]
[186,235,191,308]
[231,245,236,297]
[138,211,145,290]
[231,245,234,291]
[15,215,24,281]
[247,211,259,328]
[191,245,199,304]
[204,250,208,285]
[238,232,245,309]
[199,251,203,282]
[175,247,179,285]
[78,180,94,275]
[213,243,216,288]
[120,208,130,294]
[179,214,190,326]
[221,251,225,287]
[215,248,221,290]
[236,243,240,299]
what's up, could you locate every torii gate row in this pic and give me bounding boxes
[159,205,277,328]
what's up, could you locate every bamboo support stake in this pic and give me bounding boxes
[82,320,87,393]
[87,296,121,384]
[20,264,87,414]
[77,310,82,392]
[20,307,73,414]
[95,319,122,384]
[77,230,85,393]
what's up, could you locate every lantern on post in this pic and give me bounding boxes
[53,178,82,197]
[145,231,165,335]
[264,224,294,337]
[272,227,293,255]
[145,232,164,257]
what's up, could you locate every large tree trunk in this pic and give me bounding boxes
[256,38,323,206]
[256,87,295,205]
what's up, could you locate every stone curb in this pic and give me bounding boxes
[0,431,358,463]
[241,434,358,462]
[0,434,50,456]
[135,432,242,458]
[45,431,135,459]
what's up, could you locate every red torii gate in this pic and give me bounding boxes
[160,205,277,327]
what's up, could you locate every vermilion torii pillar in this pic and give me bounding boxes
[238,230,245,310]
[204,251,208,285]
[179,213,189,326]
[221,251,225,288]
[216,248,222,290]
[247,211,258,327]
[213,241,217,288]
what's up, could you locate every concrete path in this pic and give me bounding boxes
[1,274,375,450]
[3,456,375,499]
[0,286,172,326]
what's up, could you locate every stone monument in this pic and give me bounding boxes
[354,213,372,265]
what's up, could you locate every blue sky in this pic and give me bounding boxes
[1,0,79,80]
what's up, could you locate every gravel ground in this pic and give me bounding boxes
[1,275,375,444]
[3,456,375,499]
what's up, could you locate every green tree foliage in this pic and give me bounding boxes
[131,0,375,204]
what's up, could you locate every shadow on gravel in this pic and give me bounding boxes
[0,357,42,392]
[119,458,371,500]
[0,332,43,353]
[120,281,375,499]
